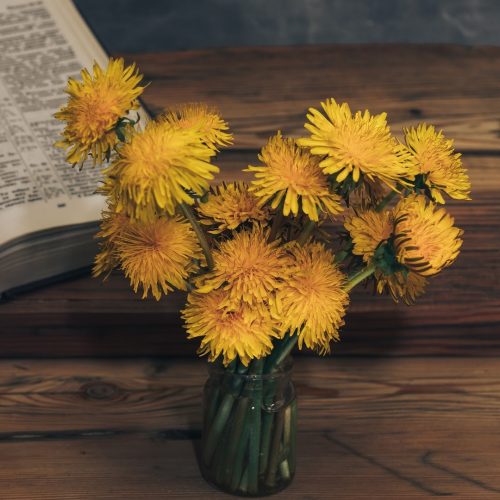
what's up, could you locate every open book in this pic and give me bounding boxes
[0,0,148,298]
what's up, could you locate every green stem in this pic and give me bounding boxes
[334,249,349,264]
[232,362,249,393]
[375,190,397,212]
[239,467,249,493]
[230,424,250,491]
[344,263,376,292]
[265,335,298,374]
[179,202,214,270]
[279,460,291,481]
[226,359,237,373]
[259,411,275,476]
[247,359,264,494]
[205,385,220,431]
[268,209,284,242]
[296,219,315,246]
[260,335,297,477]
[283,404,292,457]
[277,406,292,481]
[222,396,250,486]
[265,407,285,488]
[203,392,235,466]
[211,411,232,485]
[204,361,249,488]
[289,399,297,472]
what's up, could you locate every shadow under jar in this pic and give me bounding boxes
[199,357,296,496]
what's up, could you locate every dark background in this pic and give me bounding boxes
[73,0,500,53]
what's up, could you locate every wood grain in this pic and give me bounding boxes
[0,44,499,356]
[133,45,500,152]
[1,357,500,499]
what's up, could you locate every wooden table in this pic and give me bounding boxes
[2,357,500,499]
[1,45,500,498]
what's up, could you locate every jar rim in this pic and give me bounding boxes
[208,356,293,380]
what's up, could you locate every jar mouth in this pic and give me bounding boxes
[208,356,293,381]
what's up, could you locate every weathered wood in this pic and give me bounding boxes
[132,45,500,152]
[1,357,500,498]
[0,45,499,356]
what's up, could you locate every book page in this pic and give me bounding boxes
[0,0,147,245]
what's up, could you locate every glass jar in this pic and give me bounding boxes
[199,358,296,496]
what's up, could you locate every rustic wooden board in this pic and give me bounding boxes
[0,45,499,356]
[134,45,500,152]
[1,357,500,499]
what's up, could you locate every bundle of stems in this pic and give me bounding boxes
[201,338,297,495]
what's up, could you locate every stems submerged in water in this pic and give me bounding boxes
[203,392,236,466]
[247,359,264,493]
[201,357,296,495]
[265,405,285,487]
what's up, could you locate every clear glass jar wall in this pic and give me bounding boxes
[200,358,296,496]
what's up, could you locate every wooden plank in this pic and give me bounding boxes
[1,357,500,498]
[128,45,500,152]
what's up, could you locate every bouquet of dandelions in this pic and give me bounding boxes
[55,58,470,496]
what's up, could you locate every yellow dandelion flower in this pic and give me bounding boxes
[344,209,393,263]
[375,270,427,305]
[163,103,233,151]
[394,195,463,276]
[113,215,203,300]
[196,226,289,307]
[104,120,218,220]
[245,132,343,221]
[277,242,349,354]
[197,181,270,233]
[344,207,426,304]
[93,244,117,280]
[404,124,471,203]
[182,289,279,366]
[55,58,144,166]
[298,98,413,188]
[92,207,130,279]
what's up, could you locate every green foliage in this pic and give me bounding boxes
[114,114,140,143]
[373,238,408,277]
[328,172,362,206]
[412,173,434,201]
